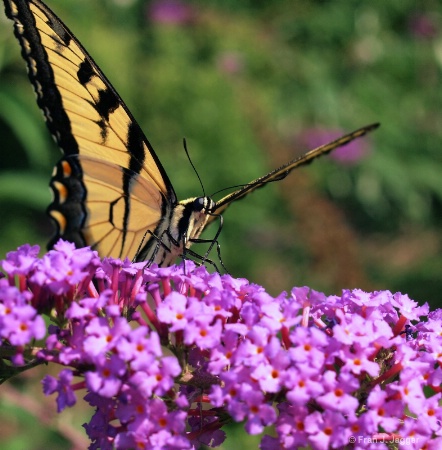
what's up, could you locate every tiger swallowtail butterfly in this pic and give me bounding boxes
[3,0,379,267]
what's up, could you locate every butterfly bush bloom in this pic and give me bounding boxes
[1,241,442,449]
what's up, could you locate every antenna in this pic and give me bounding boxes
[183,138,206,197]
[211,183,250,198]
[210,175,285,199]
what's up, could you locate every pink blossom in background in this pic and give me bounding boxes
[217,51,244,75]
[148,0,194,25]
[300,128,371,165]
[409,13,438,39]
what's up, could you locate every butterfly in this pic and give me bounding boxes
[4,0,379,267]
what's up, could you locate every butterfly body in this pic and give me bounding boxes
[4,0,379,266]
[134,196,215,265]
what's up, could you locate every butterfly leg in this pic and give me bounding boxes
[187,237,227,272]
[135,227,224,271]
[138,228,218,270]
[181,245,222,272]
[189,212,228,271]
[151,234,170,266]
[134,229,173,266]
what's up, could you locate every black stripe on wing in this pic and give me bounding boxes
[4,0,80,156]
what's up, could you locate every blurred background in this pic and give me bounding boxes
[0,0,442,446]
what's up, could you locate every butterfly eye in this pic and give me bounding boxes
[193,197,207,212]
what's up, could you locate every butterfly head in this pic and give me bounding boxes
[174,196,213,244]
[192,196,215,213]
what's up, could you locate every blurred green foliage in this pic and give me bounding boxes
[1,0,442,447]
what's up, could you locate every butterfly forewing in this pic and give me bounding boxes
[5,0,177,260]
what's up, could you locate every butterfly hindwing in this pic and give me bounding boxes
[49,155,170,259]
[4,0,177,260]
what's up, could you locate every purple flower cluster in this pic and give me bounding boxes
[1,241,441,449]
[0,280,45,365]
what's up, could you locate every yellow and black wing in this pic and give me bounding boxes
[4,0,177,261]
[208,123,379,222]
